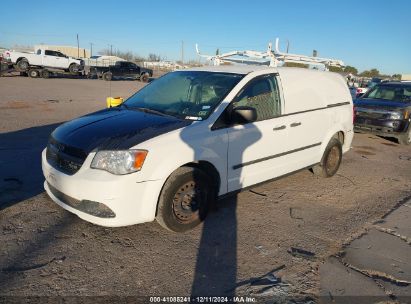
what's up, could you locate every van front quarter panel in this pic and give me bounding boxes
[133,123,229,195]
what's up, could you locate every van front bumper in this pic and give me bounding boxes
[42,149,164,227]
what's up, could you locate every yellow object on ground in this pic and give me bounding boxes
[106,97,124,108]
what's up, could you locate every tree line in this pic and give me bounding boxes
[284,62,400,79]
[327,66,401,80]
[98,49,164,62]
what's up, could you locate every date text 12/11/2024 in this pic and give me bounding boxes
[149,296,257,303]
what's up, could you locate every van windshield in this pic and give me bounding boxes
[123,71,243,120]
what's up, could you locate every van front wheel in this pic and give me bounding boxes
[156,167,212,232]
[313,138,342,178]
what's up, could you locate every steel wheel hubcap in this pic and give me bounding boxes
[172,181,202,223]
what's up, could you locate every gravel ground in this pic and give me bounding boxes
[0,76,410,303]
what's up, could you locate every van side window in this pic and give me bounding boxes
[45,50,54,56]
[233,75,281,121]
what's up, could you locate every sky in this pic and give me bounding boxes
[1,0,410,75]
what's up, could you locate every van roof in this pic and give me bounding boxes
[184,65,338,77]
[184,65,276,74]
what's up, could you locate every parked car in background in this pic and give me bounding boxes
[354,81,411,145]
[42,66,353,232]
[355,78,389,98]
[355,86,369,97]
[2,48,84,73]
[90,61,153,82]
[367,77,383,89]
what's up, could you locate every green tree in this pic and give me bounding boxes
[359,68,380,77]
[343,65,358,75]
[369,68,380,77]
[283,62,309,68]
[327,66,344,72]
[392,74,402,80]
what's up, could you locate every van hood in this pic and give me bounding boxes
[51,108,191,154]
[354,98,410,109]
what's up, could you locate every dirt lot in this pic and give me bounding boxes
[0,76,410,302]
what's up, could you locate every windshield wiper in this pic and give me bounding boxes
[133,107,176,118]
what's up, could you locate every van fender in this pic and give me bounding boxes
[147,145,226,193]
[319,125,346,159]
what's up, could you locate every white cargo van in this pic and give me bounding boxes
[42,65,353,232]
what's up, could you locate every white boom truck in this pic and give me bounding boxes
[2,48,84,77]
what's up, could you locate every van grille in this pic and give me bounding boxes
[46,137,87,175]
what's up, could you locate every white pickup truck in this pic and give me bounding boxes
[3,48,84,74]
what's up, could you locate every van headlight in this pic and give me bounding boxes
[91,150,148,175]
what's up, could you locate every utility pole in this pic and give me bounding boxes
[76,34,80,57]
[181,40,184,64]
[286,39,289,53]
[108,44,113,56]
[90,42,93,57]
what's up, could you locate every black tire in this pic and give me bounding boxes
[313,138,342,178]
[398,128,411,145]
[156,167,213,232]
[69,63,80,74]
[103,72,112,81]
[28,69,39,78]
[41,69,50,79]
[17,59,29,71]
[140,73,149,82]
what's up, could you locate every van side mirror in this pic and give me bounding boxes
[231,106,257,124]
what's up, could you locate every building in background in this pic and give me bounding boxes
[34,45,90,58]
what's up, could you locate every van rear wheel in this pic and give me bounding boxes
[313,138,342,178]
[156,167,212,232]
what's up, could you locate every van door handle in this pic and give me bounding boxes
[290,122,301,127]
[273,125,286,131]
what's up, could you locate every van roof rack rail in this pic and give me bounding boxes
[196,38,345,70]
